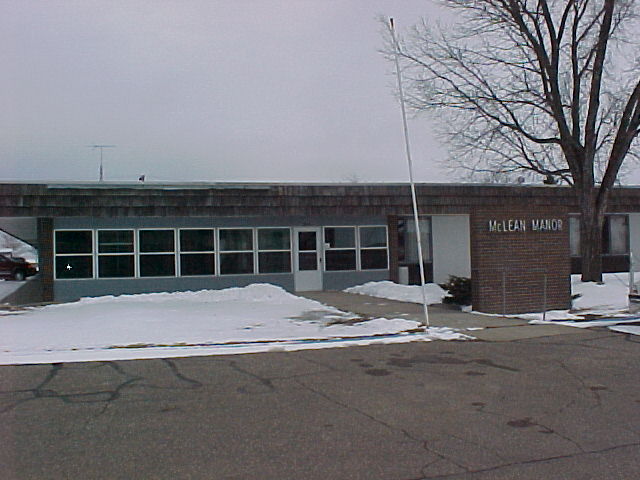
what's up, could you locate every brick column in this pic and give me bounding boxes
[470,208,571,314]
[37,217,54,302]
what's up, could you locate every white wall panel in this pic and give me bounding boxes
[431,215,471,284]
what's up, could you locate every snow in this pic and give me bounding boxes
[609,325,640,335]
[571,273,631,313]
[0,230,38,264]
[526,273,640,335]
[0,283,471,365]
[344,281,446,305]
[343,276,640,337]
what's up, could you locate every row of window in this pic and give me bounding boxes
[54,226,388,279]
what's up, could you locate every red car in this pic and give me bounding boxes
[0,253,38,281]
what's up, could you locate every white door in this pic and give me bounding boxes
[294,227,323,291]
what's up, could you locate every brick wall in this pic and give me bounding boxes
[36,217,54,302]
[470,208,571,314]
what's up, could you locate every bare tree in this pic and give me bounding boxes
[385,0,640,281]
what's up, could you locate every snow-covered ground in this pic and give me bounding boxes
[2,274,637,366]
[0,284,470,365]
[347,275,640,336]
[527,273,640,336]
[345,280,446,304]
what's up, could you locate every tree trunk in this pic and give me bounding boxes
[579,188,605,282]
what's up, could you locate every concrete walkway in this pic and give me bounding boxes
[299,291,579,342]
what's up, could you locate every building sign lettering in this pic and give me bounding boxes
[488,218,562,233]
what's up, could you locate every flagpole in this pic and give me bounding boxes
[389,18,430,328]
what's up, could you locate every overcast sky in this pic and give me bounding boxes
[2,1,638,185]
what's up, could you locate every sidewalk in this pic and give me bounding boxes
[299,291,579,342]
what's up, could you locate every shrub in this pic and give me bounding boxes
[439,276,472,306]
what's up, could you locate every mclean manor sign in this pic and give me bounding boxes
[488,218,563,233]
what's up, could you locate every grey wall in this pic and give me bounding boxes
[0,276,43,305]
[322,270,389,291]
[54,274,295,303]
[431,215,471,284]
[55,270,392,302]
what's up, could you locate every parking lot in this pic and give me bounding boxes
[1,327,639,479]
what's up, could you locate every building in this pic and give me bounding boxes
[1,182,639,313]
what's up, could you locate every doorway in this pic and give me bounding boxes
[293,227,323,291]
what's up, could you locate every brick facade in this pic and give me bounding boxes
[36,217,54,302]
[470,208,571,314]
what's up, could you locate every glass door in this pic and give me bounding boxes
[293,227,322,291]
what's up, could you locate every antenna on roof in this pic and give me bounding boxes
[87,145,116,181]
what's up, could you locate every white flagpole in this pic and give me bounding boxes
[389,18,430,328]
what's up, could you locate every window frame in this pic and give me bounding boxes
[323,226,357,272]
[218,227,256,275]
[137,228,177,278]
[358,225,389,271]
[321,225,390,272]
[178,228,216,277]
[256,227,292,274]
[96,229,136,279]
[54,229,95,280]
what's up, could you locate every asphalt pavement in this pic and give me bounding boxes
[300,291,580,341]
[1,325,639,479]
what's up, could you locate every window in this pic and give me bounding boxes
[55,230,93,279]
[359,226,388,270]
[219,229,254,274]
[569,215,629,256]
[604,215,629,255]
[179,229,215,276]
[569,216,580,256]
[399,218,432,263]
[139,230,176,277]
[98,230,134,278]
[258,228,291,273]
[324,227,356,270]
[297,230,319,271]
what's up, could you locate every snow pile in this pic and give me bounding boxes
[344,281,446,305]
[571,273,630,313]
[48,283,318,307]
[0,283,470,365]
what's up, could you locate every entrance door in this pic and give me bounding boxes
[294,227,323,291]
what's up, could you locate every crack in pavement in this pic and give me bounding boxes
[228,360,275,393]
[0,359,208,414]
[292,377,470,476]
[413,441,640,479]
[159,359,203,389]
[470,404,586,455]
[300,355,341,372]
[556,360,602,410]
[0,361,141,414]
